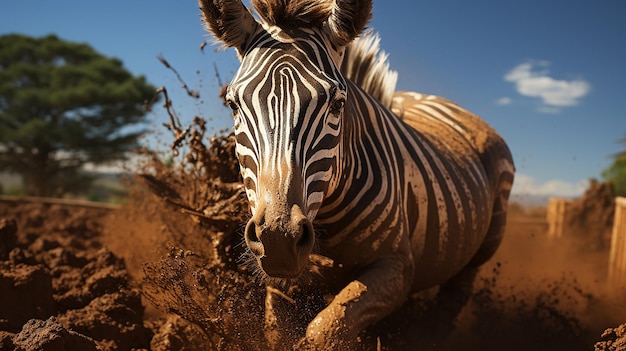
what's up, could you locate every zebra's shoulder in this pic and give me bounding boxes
[341,31,398,109]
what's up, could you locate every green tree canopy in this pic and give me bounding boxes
[602,133,626,197]
[0,34,157,196]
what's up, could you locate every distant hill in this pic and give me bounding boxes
[510,193,577,209]
[0,171,129,203]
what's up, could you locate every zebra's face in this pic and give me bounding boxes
[199,0,371,279]
[225,27,347,278]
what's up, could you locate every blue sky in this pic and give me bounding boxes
[2,0,625,197]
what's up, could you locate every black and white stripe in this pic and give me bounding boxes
[227,27,347,222]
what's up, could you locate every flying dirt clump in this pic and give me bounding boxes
[135,100,275,348]
[595,323,626,351]
[142,248,267,350]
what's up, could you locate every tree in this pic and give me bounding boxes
[602,133,626,197]
[0,34,157,196]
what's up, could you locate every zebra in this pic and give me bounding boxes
[198,0,515,349]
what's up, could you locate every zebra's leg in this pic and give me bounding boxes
[433,265,479,338]
[433,194,509,336]
[468,192,508,268]
[298,256,414,350]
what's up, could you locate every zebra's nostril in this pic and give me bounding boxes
[244,220,264,256]
[296,220,315,250]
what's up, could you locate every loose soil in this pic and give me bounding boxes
[1,129,625,350]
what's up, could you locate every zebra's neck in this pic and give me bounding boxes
[317,80,405,228]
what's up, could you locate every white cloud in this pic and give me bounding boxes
[504,61,590,113]
[495,97,512,105]
[511,174,587,197]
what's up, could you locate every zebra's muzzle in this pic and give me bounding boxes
[244,205,314,278]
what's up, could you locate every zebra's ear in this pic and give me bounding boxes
[326,0,373,47]
[198,0,260,57]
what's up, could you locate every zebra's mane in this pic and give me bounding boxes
[251,0,333,28]
[341,31,398,108]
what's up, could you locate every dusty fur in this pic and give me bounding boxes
[342,31,398,108]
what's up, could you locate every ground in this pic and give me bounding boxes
[1,132,625,350]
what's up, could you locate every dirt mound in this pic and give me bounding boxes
[0,202,151,350]
[11,317,99,351]
[565,179,615,250]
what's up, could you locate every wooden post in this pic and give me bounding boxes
[608,197,626,289]
[547,198,570,239]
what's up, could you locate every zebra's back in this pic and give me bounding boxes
[390,91,515,289]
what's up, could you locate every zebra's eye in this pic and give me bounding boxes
[227,99,239,113]
[330,99,345,113]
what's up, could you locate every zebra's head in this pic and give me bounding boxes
[199,0,371,278]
